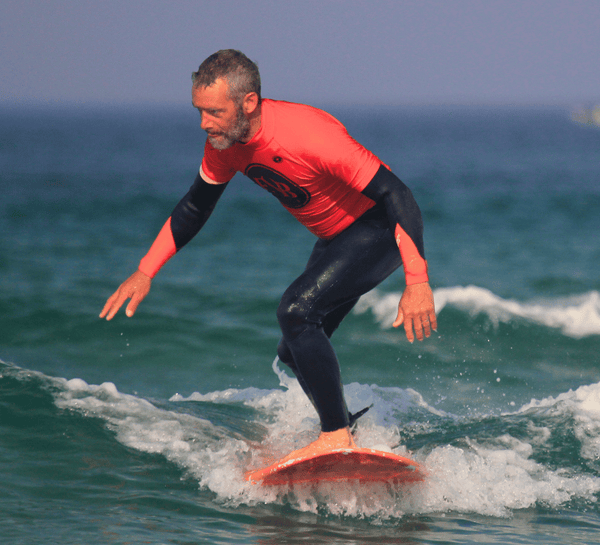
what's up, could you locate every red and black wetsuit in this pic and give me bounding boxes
[139,99,429,432]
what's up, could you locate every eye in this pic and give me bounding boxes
[198,109,220,118]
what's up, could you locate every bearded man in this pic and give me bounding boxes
[101,49,437,459]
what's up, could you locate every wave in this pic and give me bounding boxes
[517,382,600,462]
[3,360,599,520]
[355,286,600,339]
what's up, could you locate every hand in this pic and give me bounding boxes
[99,269,152,321]
[393,282,437,342]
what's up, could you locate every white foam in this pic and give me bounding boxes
[418,438,600,518]
[518,381,600,461]
[55,378,233,459]
[355,286,600,338]
[47,366,600,519]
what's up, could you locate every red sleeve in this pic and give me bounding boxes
[138,217,177,278]
[395,224,429,285]
[361,166,429,286]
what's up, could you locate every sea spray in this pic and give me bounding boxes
[32,360,600,519]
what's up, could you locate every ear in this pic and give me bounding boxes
[242,92,259,115]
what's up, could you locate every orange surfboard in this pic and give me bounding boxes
[245,447,424,486]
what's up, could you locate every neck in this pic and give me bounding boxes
[241,102,262,143]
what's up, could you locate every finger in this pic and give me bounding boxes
[100,292,119,319]
[393,308,404,328]
[413,316,424,342]
[125,293,143,318]
[104,293,129,321]
[403,317,415,343]
[422,317,432,338]
[429,311,438,332]
[99,302,110,319]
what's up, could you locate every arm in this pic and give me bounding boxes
[100,173,227,320]
[138,172,228,277]
[361,165,437,342]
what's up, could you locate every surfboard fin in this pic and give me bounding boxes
[349,404,373,431]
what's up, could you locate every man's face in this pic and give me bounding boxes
[192,78,250,150]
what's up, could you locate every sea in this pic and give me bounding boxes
[1,102,599,544]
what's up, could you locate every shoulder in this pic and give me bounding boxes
[267,99,344,131]
[266,99,352,154]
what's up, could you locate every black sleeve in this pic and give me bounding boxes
[361,165,425,259]
[170,172,228,250]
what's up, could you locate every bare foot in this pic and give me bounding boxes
[280,427,357,464]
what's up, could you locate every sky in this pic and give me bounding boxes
[1,0,599,107]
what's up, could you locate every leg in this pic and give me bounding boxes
[277,206,402,433]
[277,238,360,408]
[277,297,359,407]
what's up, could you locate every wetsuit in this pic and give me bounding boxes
[139,99,429,432]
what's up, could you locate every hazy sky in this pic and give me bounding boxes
[2,0,599,107]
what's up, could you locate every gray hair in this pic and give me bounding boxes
[192,49,261,105]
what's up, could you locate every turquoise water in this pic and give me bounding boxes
[1,105,600,544]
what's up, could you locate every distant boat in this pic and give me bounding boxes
[570,104,600,127]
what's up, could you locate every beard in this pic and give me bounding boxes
[207,106,250,150]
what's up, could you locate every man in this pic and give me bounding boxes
[100,50,437,460]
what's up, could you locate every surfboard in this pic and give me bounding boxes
[245,447,424,486]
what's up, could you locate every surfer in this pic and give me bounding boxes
[100,49,437,459]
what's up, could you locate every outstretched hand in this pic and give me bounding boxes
[100,269,152,321]
[393,282,437,342]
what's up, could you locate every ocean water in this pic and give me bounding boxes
[1,103,599,544]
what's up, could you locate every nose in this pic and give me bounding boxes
[200,112,211,131]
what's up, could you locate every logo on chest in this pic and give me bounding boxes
[244,164,311,209]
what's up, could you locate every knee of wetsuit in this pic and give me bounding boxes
[276,338,295,366]
[277,290,319,341]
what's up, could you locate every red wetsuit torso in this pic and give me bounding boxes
[200,99,383,239]
[139,99,428,285]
